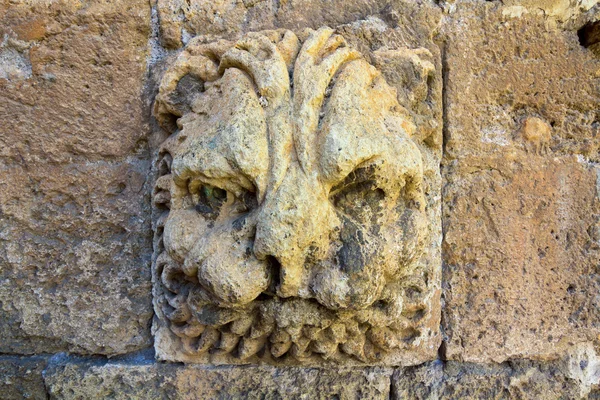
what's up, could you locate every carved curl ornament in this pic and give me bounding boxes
[152,27,432,365]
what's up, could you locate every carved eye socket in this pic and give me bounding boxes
[195,185,228,216]
[204,186,228,201]
[194,184,257,218]
[330,167,385,225]
[332,180,384,211]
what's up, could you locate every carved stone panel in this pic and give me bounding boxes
[152,27,441,366]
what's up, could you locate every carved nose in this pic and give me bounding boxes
[253,169,335,298]
[263,254,297,299]
[253,199,315,298]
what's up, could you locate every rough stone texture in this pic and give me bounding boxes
[0,159,153,354]
[0,0,153,355]
[442,3,600,363]
[150,1,443,366]
[443,3,600,163]
[40,353,600,399]
[154,0,443,49]
[0,0,151,161]
[443,156,600,362]
[0,356,48,400]
[0,0,599,397]
[440,0,600,27]
[44,356,392,399]
[392,355,600,399]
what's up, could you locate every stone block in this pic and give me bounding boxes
[155,0,442,48]
[0,356,48,400]
[442,3,600,162]
[392,357,600,399]
[0,159,153,355]
[441,3,600,363]
[0,0,150,163]
[44,356,392,399]
[391,341,600,400]
[443,153,600,362]
[0,0,154,355]
[441,0,600,26]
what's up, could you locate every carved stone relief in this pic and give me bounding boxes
[152,27,441,366]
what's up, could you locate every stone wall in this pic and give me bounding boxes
[0,0,599,398]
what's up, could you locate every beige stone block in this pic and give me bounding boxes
[44,357,392,399]
[441,0,599,25]
[0,159,153,355]
[441,3,600,363]
[155,0,442,49]
[442,3,600,162]
[443,154,600,362]
[0,0,153,354]
[500,0,598,23]
[392,358,600,399]
[0,0,150,163]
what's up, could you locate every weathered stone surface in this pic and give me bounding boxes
[42,354,600,399]
[442,3,600,163]
[154,0,443,48]
[44,356,392,399]
[0,0,151,161]
[440,0,600,27]
[151,17,442,365]
[0,159,153,354]
[0,356,48,400]
[2,0,599,398]
[442,3,600,363]
[0,0,153,355]
[392,354,600,399]
[393,360,444,399]
[443,155,600,362]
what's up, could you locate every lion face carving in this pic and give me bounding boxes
[153,27,432,365]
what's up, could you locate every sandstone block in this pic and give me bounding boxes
[0,0,154,354]
[155,0,442,48]
[392,357,600,399]
[44,356,392,399]
[0,158,153,355]
[0,0,150,163]
[443,153,600,362]
[440,0,599,26]
[441,3,600,363]
[442,3,600,162]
